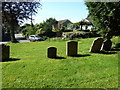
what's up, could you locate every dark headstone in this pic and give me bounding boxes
[0,44,10,61]
[101,39,112,51]
[67,41,78,56]
[90,38,104,53]
[47,47,57,58]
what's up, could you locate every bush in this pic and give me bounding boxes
[115,43,120,48]
[20,24,37,38]
[63,29,73,32]
[36,28,45,35]
[62,31,101,39]
[42,36,49,40]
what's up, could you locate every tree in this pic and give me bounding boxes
[72,22,80,30]
[2,1,41,43]
[39,18,57,37]
[45,18,58,32]
[85,2,120,38]
[20,24,34,38]
[79,20,90,30]
[72,21,93,30]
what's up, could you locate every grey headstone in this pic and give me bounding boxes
[90,38,104,53]
[0,44,10,61]
[66,41,78,56]
[47,47,57,58]
[101,39,112,51]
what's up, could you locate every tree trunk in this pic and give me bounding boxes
[80,25,83,30]
[10,24,18,43]
[9,14,18,43]
[85,25,88,30]
[10,29,17,43]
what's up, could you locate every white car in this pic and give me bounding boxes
[29,35,43,42]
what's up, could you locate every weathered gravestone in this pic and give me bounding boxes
[101,39,112,51]
[90,38,104,53]
[0,44,10,61]
[47,47,57,58]
[66,41,78,56]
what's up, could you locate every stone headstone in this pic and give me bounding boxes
[101,39,112,51]
[0,44,10,61]
[47,47,57,58]
[67,41,78,56]
[90,38,104,53]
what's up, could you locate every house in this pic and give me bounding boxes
[58,19,72,27]
[52,19,72,30]
[67,23,73,30]
[83,18,93,23]
[80,18,93,31]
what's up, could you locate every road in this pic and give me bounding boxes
[0,34,30,44]
[15,34,30,43]
[0,41,7,44]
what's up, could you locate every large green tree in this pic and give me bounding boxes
[2,1,41,42]
[21,18,57,38]
[85,2,120,38]
[36,18,57,37]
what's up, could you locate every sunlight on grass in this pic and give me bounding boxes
[2,37,118,88]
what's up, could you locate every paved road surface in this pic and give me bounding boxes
[15,34,30,43]
[0,41,7,44]
[0,34,30,44]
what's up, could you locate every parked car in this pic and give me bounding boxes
[29,35,44,42]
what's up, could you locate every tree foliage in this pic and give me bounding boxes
[20,23,37,38]
[21,18,57,38]
[36,18,57,37]
[85,2,120,38]
[2,1,41,42]
[72,20,93,30]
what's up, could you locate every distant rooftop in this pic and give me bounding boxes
[58,19,72,24]
[85,18,93,22]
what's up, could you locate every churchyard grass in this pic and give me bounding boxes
[2,37,118,88]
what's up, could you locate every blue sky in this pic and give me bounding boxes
[26,1,89,24]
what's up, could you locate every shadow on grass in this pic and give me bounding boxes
[69,54,91,57]
[99,51,117,54]
[2,58,21,62]
[111,48,120,51]
[49,56,66,59]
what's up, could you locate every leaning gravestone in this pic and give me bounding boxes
[90,38,104,53]
[101,39,112,51]
[47,47,57,58]
[0,44,10,61]
[67,41,78,56]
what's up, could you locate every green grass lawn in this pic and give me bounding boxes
[2,37,118,88]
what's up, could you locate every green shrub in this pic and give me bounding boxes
[42,36,49,40]
[20,24,37,38]
[62,31,101,39]
[36,28,45,35]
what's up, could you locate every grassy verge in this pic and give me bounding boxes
[2,37,118,88]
